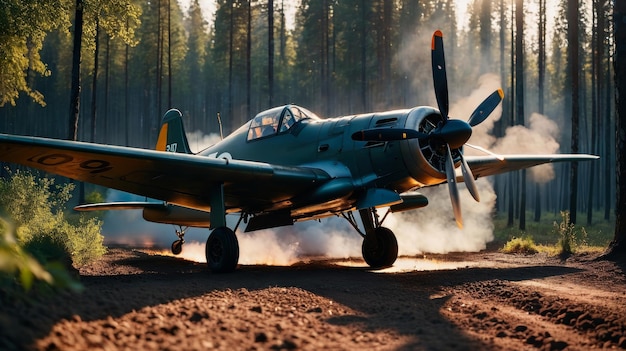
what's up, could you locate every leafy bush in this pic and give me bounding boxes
[0,170,106,268]
[0,218,82,293]
[501,236,539,254]
[553,211,587,256]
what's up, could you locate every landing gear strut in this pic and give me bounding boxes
[343,208,398,268]
[204,183,240,273]
[171,226,187,255]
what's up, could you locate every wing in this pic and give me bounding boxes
[0,134,331,211]
[465,154,599,179]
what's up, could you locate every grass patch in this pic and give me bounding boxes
[500,236,538,254]
[493,210,614,255]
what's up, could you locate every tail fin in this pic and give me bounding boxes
[155,109,193,154]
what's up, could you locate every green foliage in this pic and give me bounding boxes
[494,210,608,256]
[0,170,106,268]
[0,219,53,290]
[0,0,71,106]
[553,211,587,256]
[85,190,105,204]
[493,211,612,249]
[501,236,539,255]
[0,218,83,294]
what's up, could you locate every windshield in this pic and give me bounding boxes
[247,105,318,141]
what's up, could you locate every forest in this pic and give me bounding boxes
[0,0,617,230]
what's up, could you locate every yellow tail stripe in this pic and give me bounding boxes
[155,123,168,151]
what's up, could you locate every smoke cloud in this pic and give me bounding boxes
[490,113,560,183]
[186,130,221,153]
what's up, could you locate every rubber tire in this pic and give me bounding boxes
[171,240,183,255]
[361,227,398,269]
[205,227,239,273]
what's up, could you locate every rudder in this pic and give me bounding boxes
[155,109,192,154]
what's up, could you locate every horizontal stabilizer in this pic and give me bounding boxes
[74,202,166,211]
[75,202,212,227]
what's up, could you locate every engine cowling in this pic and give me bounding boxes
[400,106,462,187]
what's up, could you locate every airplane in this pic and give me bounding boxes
[0,31,597,273]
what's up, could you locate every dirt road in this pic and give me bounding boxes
[1,248,625,350]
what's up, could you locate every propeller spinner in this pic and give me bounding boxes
[351,30,504,229]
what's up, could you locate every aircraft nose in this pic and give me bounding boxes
[437,119,472,150]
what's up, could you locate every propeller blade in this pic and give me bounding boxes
[468,89,505,127]
[351,128,428,142]
[445,145,463,229]
[431,30,449,121]
[460,154,480,202]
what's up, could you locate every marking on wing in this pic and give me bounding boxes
[27,152,113,174]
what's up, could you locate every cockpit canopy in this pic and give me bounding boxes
[247,105,319,141]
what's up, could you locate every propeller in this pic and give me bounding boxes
[351,30,504,229]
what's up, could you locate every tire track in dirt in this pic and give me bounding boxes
[443,280,626,350]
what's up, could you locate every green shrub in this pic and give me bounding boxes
[553,211,587,256]
[0,170,106,268]
[0,218,82,293]
[501,236,539,254]
[65,217,106,267]
[85,190,105,204]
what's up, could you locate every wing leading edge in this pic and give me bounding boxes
[0,134,331,211]
[465,154,599,179]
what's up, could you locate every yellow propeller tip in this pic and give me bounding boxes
[432,30,443,50]
[498,88,504,99]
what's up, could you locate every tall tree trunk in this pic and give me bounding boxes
[104,35,110,143]
[568,0,580,224]
[167,0,172,108]
[507,0,515,227]
[535,0,546,223]
[515,0,526,230]
[68,0,84,141]
[125,17,130,146]
[228,0,234,131]
[604,0,626,258]
[157,0,162,121]
[479,0,492,74]
[320,0,329,115]
[91,19,100,143]
[246,0,251,117]
[588,0,599,225]
[603,1,612,221]
[268,0,274,107]
[360,3,367,112]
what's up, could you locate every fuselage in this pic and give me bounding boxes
[198,105,452,220]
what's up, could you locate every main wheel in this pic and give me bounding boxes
[361,227,398,268]
[205,227,239,273]
[171,239,183,255]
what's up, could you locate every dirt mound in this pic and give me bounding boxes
[1,248,625,350]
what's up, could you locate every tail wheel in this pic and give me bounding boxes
[205,227,239,273]
[362,227,398,268]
